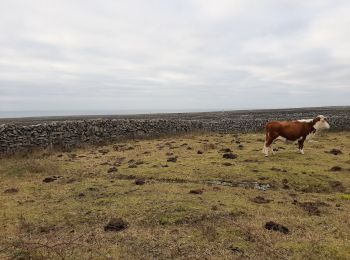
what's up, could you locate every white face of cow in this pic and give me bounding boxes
[314,115,330,130]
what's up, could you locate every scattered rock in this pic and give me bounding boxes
[4,188,19,194]
[135,179,145,185]
[197,150,203,154]
[166,152,173,156]
[78,193,85,197]
[254,183,270,191]
[222,153,237,159]
[264,221,289,234]
[128,164,137,168]
[57,154,63,157]
[251,196,272,204]
[42,176,62,183]
[104,218,128,232]
[187,147,193,150]
[330,166,342,172]
[238,145,244,149]
[189,189,203,194]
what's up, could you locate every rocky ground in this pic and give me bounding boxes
[1,131,350,259]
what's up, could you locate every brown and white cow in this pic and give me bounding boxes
[263,115,330,156]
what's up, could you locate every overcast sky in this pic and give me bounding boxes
[0,0,349,115]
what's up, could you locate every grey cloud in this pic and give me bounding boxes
[0,0,349,116]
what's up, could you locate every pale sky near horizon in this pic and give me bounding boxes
[0,0,349,115]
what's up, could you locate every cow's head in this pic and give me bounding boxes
[313,115,330,130]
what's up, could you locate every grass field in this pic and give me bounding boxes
[1,131,350,259]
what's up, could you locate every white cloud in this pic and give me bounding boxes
[0,0,349,115]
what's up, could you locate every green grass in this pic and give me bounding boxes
[0,131,349,259]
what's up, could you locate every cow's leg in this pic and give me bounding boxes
[298,138,305,154]
[263,131,270,156]
[264,132,276,157]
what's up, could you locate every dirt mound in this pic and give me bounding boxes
[251,196,272,204]
[4,188,19,194]
[219,148,232,153]
[104,218,128,232]
[222,153,237,159]
[189,189,203,194]
[330,166,342,172]
[328,181,346,192]
[43,176,63,183]
[326,149,343,155]
[107,166,118,173]
[135,179,145,185]
[167,156,178,162]
[264,221,289,234]
[299,202,321,216]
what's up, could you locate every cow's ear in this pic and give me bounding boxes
[313,116,321,124]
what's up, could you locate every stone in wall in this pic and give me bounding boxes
[0,108,349,154]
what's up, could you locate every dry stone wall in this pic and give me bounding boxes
[1,109,349,154]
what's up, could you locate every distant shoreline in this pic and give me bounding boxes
[1,106,349,126]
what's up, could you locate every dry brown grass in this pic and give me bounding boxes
[1,131,350,259]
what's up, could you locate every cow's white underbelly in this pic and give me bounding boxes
[275,132,316,143]
[276,136,287,142]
